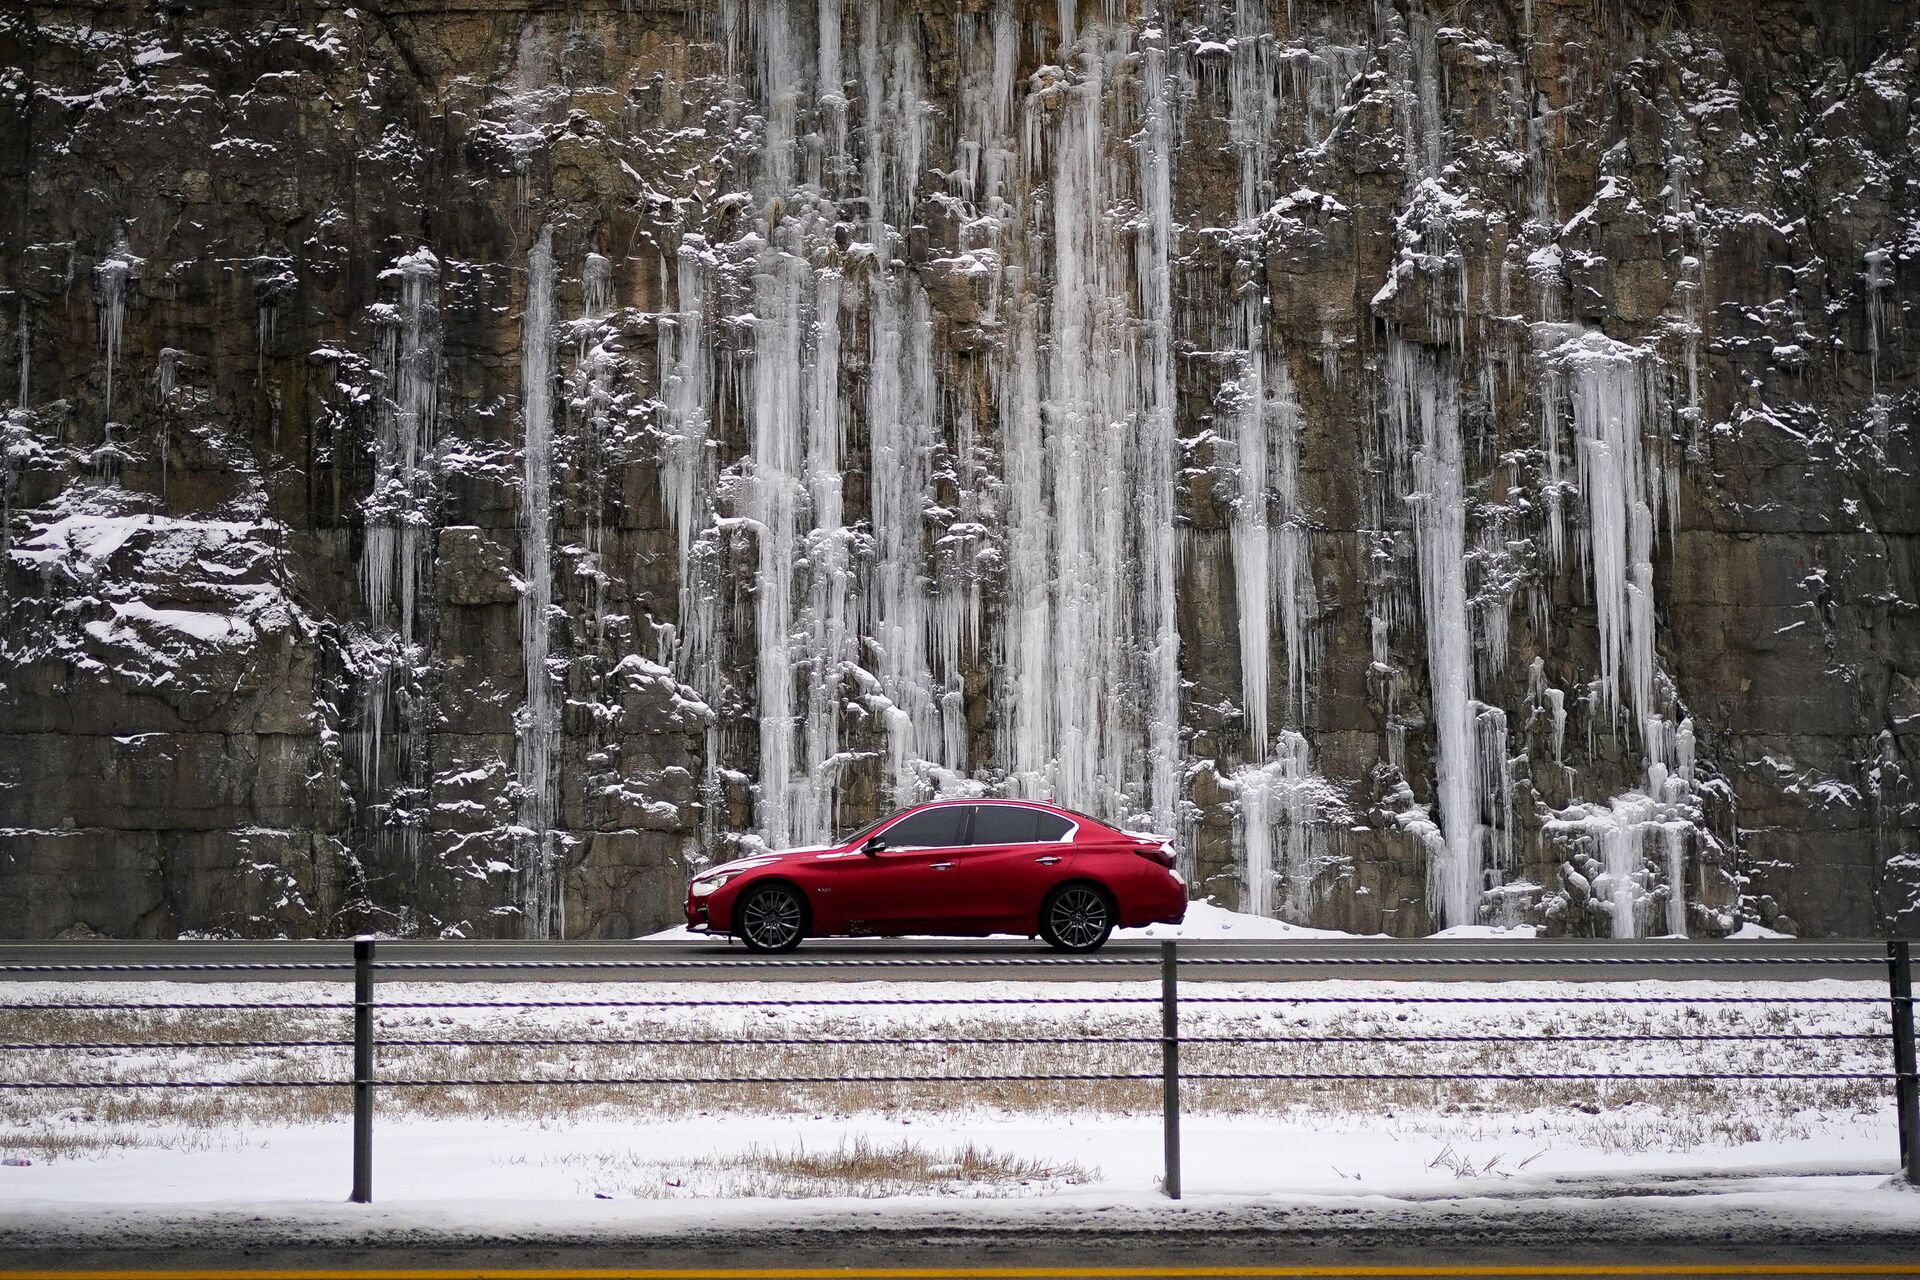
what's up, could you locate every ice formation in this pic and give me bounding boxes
[1385,339,1482,927]
[354,247,442,866]
[1232,731,1350,920]
[94,234,137,425]
[1553,332,1667,738]
[1226,0,1314,755]
[9,0,1915,948]
[517,227,559,935]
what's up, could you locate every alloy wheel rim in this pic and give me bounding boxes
[1050,888,1108,948]
[744,888,802,948]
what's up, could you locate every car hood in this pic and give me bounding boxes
[692,844,844,879]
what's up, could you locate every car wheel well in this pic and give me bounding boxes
[1039,879,1118,953]
[732,878,812,935]
[1041,878,1114,919]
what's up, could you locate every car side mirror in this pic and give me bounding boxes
[861,836,888,856]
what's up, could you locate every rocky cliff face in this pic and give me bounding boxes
[2,0,1915,940]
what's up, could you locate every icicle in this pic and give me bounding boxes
[1228,0,1273,758]
[1601,821,1640,938]
[1546,709,1707,940]
[1553,332,1663,739]
[154,348,180,493]
[999,18,1151,818]
[256,297,276,384]
[661,238,713,576]
[1661,824,1688,936]
[1232,730,1349,921]
[1225,0,1314,759]
[15,300,27,408]
[362,248,441,645]
[1539,375,1567,572]
[1385,338,1480,927]
[582,253,614,327]
[155,347,179,403]
[94,234,137,425]
[518,227,559,937]
[1136,8,1181,835]
[747,222,808,850]
[857,3,956,814]
[795,267,847,846]
[1476,702,1512,872]
[1865,246,1893,393]
[1866,247,1894,440]
[354,246,442,877]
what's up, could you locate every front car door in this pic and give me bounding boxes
[951,803,1079,930]
[833,804,973,933]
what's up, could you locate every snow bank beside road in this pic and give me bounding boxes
[0,1112,1900,1208]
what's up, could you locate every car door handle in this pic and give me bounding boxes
[930,862,954,870]
[1033,856,1061,866]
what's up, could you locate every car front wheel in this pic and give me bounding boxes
[736,883,807,953]
[1040,884,1114,953]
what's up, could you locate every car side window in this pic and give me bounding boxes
[968,805,1073,845]
[878,807,969,849]
[1031,812,1073,842]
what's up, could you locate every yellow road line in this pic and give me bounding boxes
[9,1266,1920,1279]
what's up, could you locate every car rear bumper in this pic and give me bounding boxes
[1122,879,1189,929]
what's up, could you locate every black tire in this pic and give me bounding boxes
[735,882,807,953]
[1040,883,1115,953]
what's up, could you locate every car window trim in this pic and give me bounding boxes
[963,801,1078,847]
[874,804,973,851]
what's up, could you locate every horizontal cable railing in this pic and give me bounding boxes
[0,939,1911,1202]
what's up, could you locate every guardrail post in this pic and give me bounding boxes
[1891,940,1919,1187]
[1161,939,1181,1200]
[351,936,375,1204]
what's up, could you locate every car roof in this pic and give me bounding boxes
[905,797,1119,833]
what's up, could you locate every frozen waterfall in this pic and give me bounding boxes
[1386,339,1482,928]
[518,228,560,936]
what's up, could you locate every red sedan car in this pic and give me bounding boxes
[685,799,1186,952]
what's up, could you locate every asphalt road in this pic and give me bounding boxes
[5,1183,1920,1277]
[0,937,1891,982]
[6,1261,1920,1279]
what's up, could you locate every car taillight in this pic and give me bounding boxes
[1134,842,1177,868]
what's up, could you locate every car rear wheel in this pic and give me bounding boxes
[736,883,807,953]
[1040,884,1114,953]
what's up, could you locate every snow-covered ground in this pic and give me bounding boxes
[0,971,1896,1212]
[0,974,1903,1220]
[0,1111,1900,1206]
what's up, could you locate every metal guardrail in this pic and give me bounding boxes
[0,939,1914,1201]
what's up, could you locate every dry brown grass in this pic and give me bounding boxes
[524,1135,1094,1199]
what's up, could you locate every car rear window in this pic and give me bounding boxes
[878,806,969,849]
[968,805,1074,845]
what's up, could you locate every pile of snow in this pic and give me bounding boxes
[1120,899,1370,939]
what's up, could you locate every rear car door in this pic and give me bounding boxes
[952,804,1079,928]
[833,805,973,931]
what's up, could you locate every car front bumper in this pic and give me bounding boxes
[684,896,712,931]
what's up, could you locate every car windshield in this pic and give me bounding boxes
[838,813,896,845]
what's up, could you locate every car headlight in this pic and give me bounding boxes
[690,872,739,898]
